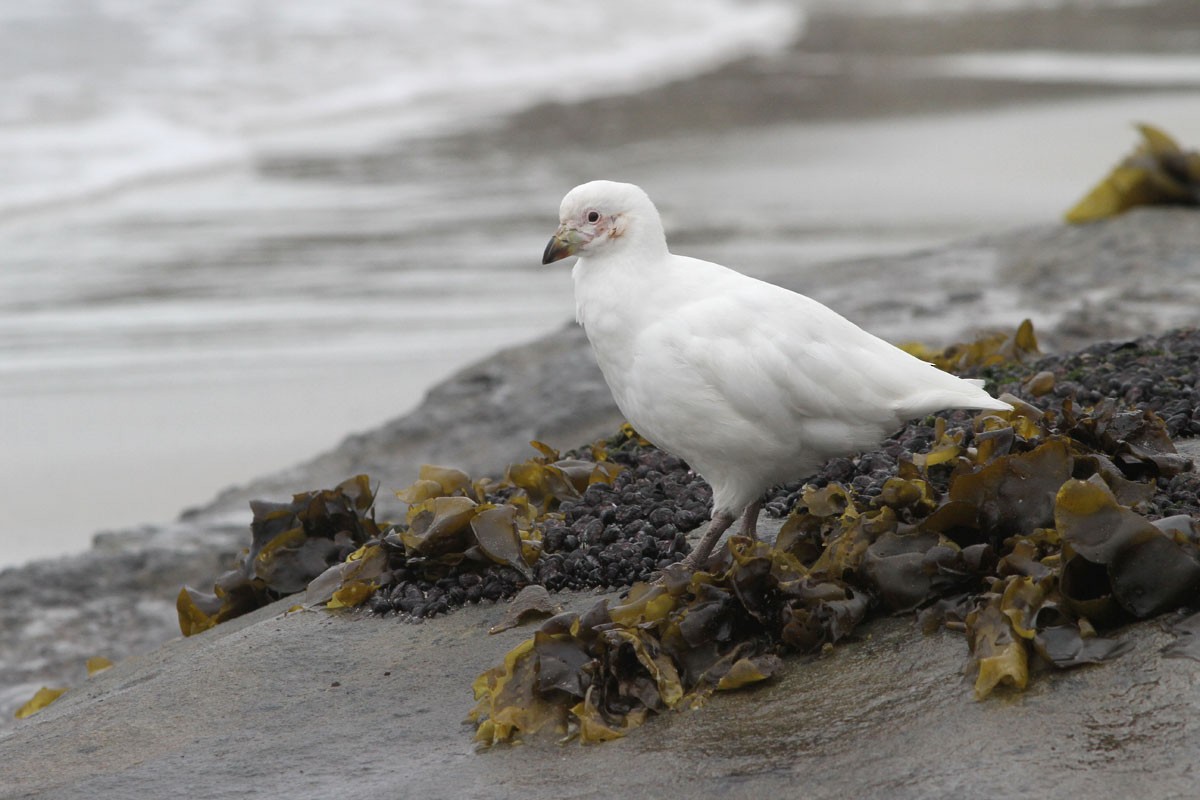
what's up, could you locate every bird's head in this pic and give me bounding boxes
[542,180,667,265]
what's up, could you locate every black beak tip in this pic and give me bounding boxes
[542,236,561,265]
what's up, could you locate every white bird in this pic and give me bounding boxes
[542,180,1012,571]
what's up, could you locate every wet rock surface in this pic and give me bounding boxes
[2,590,1197,800]
[0,327,623,726]
[2,213,1200,797]
[810,207,1200,353]
[3,212,1198,713]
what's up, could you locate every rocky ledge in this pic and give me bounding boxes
[2,209,1199,799]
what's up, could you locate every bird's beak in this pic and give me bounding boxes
[542,224,582,264]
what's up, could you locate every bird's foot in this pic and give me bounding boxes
[736,500,763,540]
[648,510,737,582]
[648,560,693,585]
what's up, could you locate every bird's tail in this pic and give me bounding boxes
[897,377,1013,417]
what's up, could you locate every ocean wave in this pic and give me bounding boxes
[0,0,803,219]
[814,0,1162,14]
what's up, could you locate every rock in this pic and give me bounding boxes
[3,212,1200,783]
[0,325,621,725]
[2,591,1196,799]
[206,323,624,523]
[808,208,1200,352]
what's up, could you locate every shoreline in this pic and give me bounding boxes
[5,0,1200,568]
[4,206,1200,729]
[4,312,1199,796]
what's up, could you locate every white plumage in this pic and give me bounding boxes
[543,180,1011,569]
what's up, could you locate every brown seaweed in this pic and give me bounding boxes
[900,318,1040,374]
[489,585,562,634]
[472,539,845,745]
[1066,123,1200,223]
[13,687,67,720]
[1056,476,1200,618]
[472,321,1199,740]
[177,475,382,635]
[176,441,625,635]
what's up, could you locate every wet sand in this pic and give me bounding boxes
[5,0,1200,567]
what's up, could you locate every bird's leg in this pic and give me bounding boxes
[678,510,736,572]
[736,499,762,541]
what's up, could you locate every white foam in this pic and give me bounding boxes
[811,0,1160,15]
[916,51,1200,86]
[0,111,248,217]
[0,0,803,218]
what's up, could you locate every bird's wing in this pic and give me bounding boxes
[652,264,1005,434]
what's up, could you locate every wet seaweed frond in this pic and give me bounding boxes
[900,318,1040,375]
[1066,123,1200,223]
[13,687,67,720]
[176,440,635,634]
[14,654,119,720]
[177,476,384,635]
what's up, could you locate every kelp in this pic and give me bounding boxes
[13,687,67,720]
[471,539,848,745]
[489,585,563,634]
[471,340,1200,743]
[177,441,625,635]
[14,654,117,720]
[1065,123,1200,223]
[86,656,114,676]
[900,318,1040,374]
[177,475,383,635]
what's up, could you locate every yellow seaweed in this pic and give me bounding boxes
[327,580,375,609]
[968,603,1029,700]
[418,464,471,495]
[1065,123,1200,223]
[15,687,67,719]
[395,479,445,505]
[900,319,1040,374]
[716,657,778,691]
[471,505,534,579]
[471,638,570,744]
[86,656,114,677]
[176,586,221,637]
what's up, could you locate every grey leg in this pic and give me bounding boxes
[679,510,736,572]
[736,500,762,540]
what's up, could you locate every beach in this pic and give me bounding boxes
[4,3,1200,791]
[3,0,1200,568]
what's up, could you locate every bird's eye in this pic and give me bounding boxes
[586,210,600,223]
